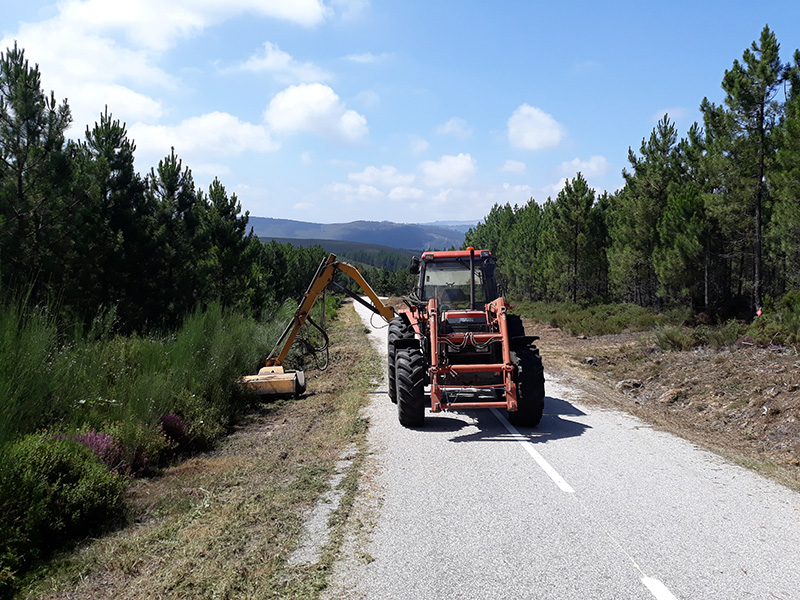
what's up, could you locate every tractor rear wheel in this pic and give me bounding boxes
[508,347,545,427]
[395,347,426,427]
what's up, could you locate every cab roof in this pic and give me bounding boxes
[421,249,492,260]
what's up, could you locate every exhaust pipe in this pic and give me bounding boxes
[469,247,476,309]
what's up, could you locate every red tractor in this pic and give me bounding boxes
[387,248,545,427]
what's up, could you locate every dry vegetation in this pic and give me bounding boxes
[20,301,380,600]
[526,318,800,491]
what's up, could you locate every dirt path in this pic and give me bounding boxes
[524,318,800,491]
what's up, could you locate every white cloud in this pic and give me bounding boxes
[431,189,454,205]
[265,83,368,141]
[78,82,164,129]
[323,182,383,203]
[419,153,477,188]
[435,117,473,139]
[344,52,390,63]
[388,186,424,201]
[236,42,330,83]
[541,178,569,199]
[2,0,339,137]
[507,104,565,151]
[559,155,609,177]
[330,0,370,21]
[500,159,526,174]
[502,182,533,194]
[191,162,232,178]
[130,111,279,159]
[58,0,332,52]
[2,21,172,134]
[349,165,415,187]
[409,136,429,154]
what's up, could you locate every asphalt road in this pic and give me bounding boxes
[342,301,800,600]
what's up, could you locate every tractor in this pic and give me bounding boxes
[388,248,545,427]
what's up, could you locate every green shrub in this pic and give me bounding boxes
[0,433,126,592]
[0,303,60,446]
[655,326,699,351]
[746,291,800,347]
[703,320,746,350]
[513,300,682,336]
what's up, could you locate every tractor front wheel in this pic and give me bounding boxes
[508,348,545,427]
[387,317,412,404]
[395,347,426,427]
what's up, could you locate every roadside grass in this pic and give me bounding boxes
[654,321,746,352]
[18,300,381,600]
[0,299,299,594]
[0,300,296,449]
[512,300,687,336]
[515,296,800,353]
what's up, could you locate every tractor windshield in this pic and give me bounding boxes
[421,259,491,309]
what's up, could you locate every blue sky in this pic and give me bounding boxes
[3,1,799,224]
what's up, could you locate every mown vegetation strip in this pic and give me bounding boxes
[19,301,380,600]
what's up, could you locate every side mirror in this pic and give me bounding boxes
[409,256,420,275]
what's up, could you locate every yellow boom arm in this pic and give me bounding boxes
[242,253,394,397]
[266,253,394,367]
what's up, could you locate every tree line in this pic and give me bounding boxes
[467,25,800,319]
[0,43,327,332]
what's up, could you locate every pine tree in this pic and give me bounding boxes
[463,202,515,257]
[146,148,204,326]
[66,108,152,326]
[769,50,800,289]
[0,43,72,296]
[199,178,253,309]
[701,25,789,312]
[608,115,682,306]
[654,183,712,309]
[546,173,596,302]
[499,199,544,299]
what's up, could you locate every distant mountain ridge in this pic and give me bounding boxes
[248,217,471,251]
[264,237,418,271]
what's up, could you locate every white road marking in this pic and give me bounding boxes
[490,408,575,493]
[642,577,680,600]
[492,408,680,599]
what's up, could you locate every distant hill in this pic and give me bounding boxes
[248,217,469,251]
[263,237,417,271]
[420,220,476,235]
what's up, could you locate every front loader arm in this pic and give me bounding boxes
[264,253,394,368]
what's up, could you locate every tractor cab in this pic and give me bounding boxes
[413,249,498,311]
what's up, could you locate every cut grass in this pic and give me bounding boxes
[18,300,382,600]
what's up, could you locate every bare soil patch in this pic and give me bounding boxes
[523,318,800,491]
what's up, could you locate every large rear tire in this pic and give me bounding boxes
[395,347,426,427]
[508,347,545,427]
